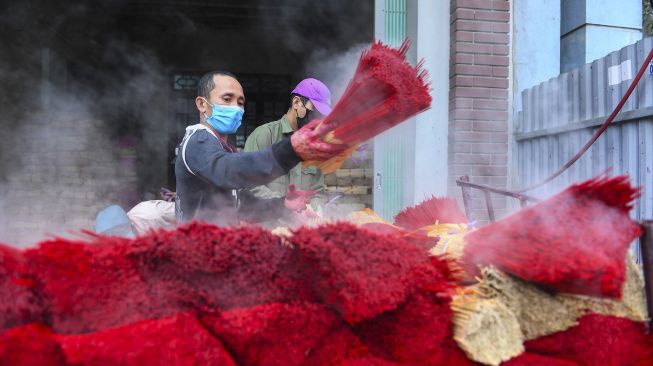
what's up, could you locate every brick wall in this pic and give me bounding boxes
[323,145,373,215]
[448,0,511,222]
[0,117,138,247]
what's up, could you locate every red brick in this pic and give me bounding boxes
[454,31,474,42]
[492,0,510,11]
[454,109,508,121]
[474,76,509,88]
[472,165,507,176]
[473,99,508,110]
[454,87,492,98]
[491,154,508,165]
[490,132,509,143]
[453,75,474,87]
[475,10,510,22]
[455,53,474,64]
[472,143,508,154]
[456,42,493,54]
[488,176,508,187]
[452,8,475,21]
[451,142,472,153]
[455,64,492,76]
[452,164,473,175]
[455,19,494,32]
[492,44,509,55]
[491,88,509,99]
[492,22,511,33]
[456,0,494,10]
[474,54,509,66]
[453,153,492,165]
[466,175,492,186]
[473,121,508,132]
[451,98,474,109]
[493,66,509,77]
[454,120,473,131]
[454,131,492,143]
[474,32,510,44]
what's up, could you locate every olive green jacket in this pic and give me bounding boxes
[243,115,326,208]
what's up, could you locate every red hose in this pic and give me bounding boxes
[516,46,653,193]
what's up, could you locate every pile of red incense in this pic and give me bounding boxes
[0,221,465,365]
[462,175,642,298]
[0,174,652,365]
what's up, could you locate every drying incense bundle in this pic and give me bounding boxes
[288,223,454,324]
[394,196,468,231]
[462,175,642,298]
[454,262,650,365]
[59,313,236,365]
[0,245,42,331]
[560,253,648,323]
[308,39,432,173]
[300,325,397,366]
[200,302,338,366]
[0,313,237,366]
[502,353,580,366]
[451,290,525,366]
[355,292,475,366]
[477,267,582,341]
[524,314,652,366]
[0,324,67,366]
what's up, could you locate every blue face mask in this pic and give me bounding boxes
[202,99,244,134]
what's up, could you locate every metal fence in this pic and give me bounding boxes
[515,37,653,261]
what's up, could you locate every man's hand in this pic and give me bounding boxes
[284,184,316,211]
[290,119,347,162]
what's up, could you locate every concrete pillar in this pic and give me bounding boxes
[561,0,642,73]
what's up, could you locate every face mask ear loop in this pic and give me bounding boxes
[298,98,310,119]
[201,97,213,118]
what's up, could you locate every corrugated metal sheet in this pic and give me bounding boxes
[516,37,653,262]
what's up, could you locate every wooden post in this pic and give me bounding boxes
[484,190,495,223]
[459,176,474,223]
[641,221,653,331]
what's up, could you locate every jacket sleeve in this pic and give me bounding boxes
[184,130,300,190]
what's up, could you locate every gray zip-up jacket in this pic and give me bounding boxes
[175,124,300,224]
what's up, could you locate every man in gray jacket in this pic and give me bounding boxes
[175,71,341,224]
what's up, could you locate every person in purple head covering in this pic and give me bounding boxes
[243,78,332,209]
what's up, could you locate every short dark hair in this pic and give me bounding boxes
[197,70,237,100]
[288,93,309,110]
